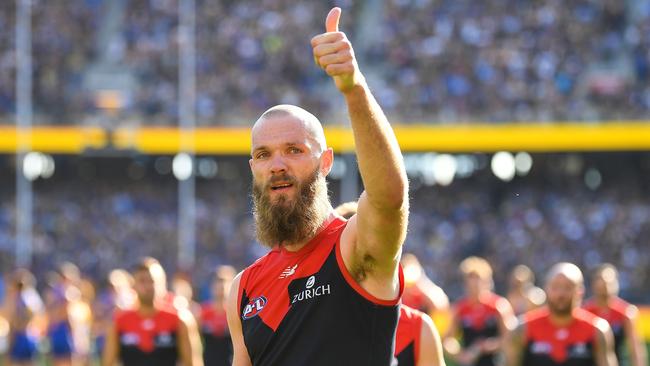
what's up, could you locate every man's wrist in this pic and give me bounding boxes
[341,76,368,98]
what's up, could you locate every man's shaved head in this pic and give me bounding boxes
[545,262,584,287]
[545,262,584,316]
[252,104,327,154]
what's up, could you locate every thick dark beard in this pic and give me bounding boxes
[252,168,331,248]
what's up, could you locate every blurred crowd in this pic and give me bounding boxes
[2,0,650,125]
[368,0,648,122]
[0,0,100,124]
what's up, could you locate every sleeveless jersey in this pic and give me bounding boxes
[395,305,425,366]
[238,218,404,366]
[523,307,599,366]
[583,297,630,360]
[114,308,179,366]
[200,302,231,366]
[454,293,504,366]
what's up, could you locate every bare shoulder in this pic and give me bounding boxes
[496,296,514,314]
[177,307,196,328]
[625,303,639,320]
[420,312,440,340]
[594,316,614,341]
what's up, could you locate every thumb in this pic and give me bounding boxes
[325,7,341,33]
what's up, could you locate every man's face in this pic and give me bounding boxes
[212,276,230,300]
[133,269,156,306]
[464,273,483,297]
[249,115,333,247]
[250,115,328,205]
[546,274,581,316]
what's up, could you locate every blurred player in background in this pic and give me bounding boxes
[401,253,449,315]
[2,269,44,366]
[227,6,409,365]
[507,265,545,316]
[200,265,236,366]
[395,304,446,366]
[45,264,80,366]
[172,275,201,320]
[505,262,618,366]
[92,269,136,360]
[335,202,445,366]
[443,256,515,366]
[102,257,202,366]
[583,264,648,366]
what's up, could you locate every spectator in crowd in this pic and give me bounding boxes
[2,1,650,125]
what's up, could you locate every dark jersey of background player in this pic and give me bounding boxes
[583,263,648,366]
[522,307,602,366]
[200,265,236,366]
[505,262,618,366]
[101,257,202,366]
[113,306,180,366]
[443,256,515,366]
[394,304,446,366]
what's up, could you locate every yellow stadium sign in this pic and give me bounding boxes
[0,126,106,153]
[0,123,649,154]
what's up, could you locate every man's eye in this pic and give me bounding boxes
[289,147,302,154]
[256,152,269,159]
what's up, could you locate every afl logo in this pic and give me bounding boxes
[242,296,267,320]
[306,276,316,289]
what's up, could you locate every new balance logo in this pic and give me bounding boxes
[279,264,298,279]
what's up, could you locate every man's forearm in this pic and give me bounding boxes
[344,83,407,210]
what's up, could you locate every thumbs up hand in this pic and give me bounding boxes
[311,7,365,94]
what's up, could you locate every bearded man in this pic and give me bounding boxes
[225,7,409,366]
[505,262,618,366]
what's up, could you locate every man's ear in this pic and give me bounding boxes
[320,148,334,176]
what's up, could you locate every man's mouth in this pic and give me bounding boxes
[270,183,294,191]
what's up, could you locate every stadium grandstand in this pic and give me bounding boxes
[0,0,649,365]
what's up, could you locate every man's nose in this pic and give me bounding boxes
[269,154,288,174]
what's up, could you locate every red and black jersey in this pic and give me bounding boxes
[200,302,231,366]
[523,307,599,366]
[238,218,404,366]
[583,297,629,360]
[114,308,179,366]
[454,293,504,366]
[395,305,425,366]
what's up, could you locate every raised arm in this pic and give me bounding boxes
[594,318,619,366]
[311,7,408,299]
[225,273,252,366]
